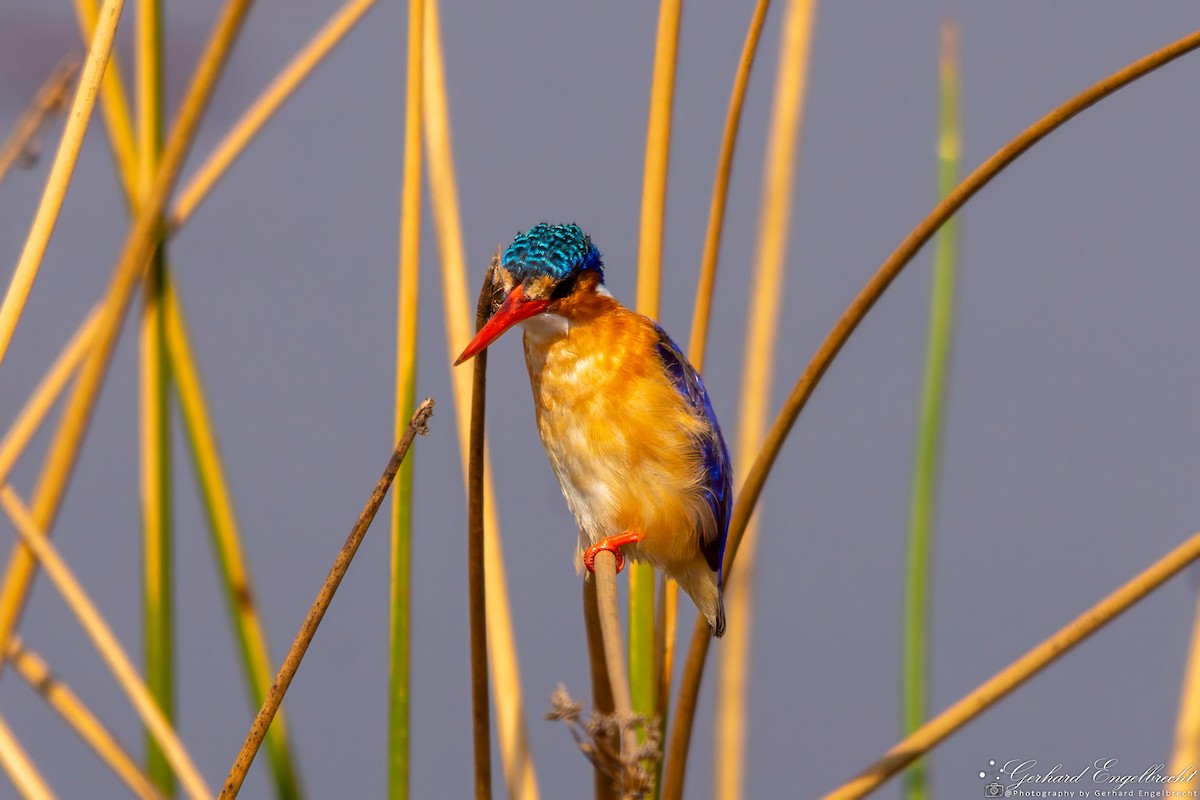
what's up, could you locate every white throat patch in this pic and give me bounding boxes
[520,312,569,342]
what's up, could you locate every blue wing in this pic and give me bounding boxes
[653,325,732,579]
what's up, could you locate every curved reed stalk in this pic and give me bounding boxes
[219,399,434,799]
[827,529,1200,799]
[716,2,817,798]
[423,3,539,794]
[0,489,212,800]
[0,712,54,800]
[0,0,254,676]
[0,0,124,370]
[686,0,772,373]
[662,26,1200,800]
[8,637,162,800]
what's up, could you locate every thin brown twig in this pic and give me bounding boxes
[0,56,80,185]
[218,398,434,799]
[662,26,1200,800]
[467,268,494,800]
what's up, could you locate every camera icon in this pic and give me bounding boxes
[984,783,1004,798]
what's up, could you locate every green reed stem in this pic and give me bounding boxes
[135,0,173,792]
[390,0,424,796]
[902,22,960,800]
[166,279,303,800]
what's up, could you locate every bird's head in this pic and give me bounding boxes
[454,223,605,365]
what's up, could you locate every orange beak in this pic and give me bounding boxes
[454,285,550,365]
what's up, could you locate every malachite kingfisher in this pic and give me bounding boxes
[454,223,731,637]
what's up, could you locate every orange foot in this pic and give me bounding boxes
[583,531,646,574]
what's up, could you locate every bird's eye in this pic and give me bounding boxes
[550,272,578,301]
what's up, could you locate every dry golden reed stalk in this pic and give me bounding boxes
[7,637,162,800]
[826,530,1200,799]
[0,712,55,800]
[0,0,123,369]
[0,489,213,800]
[630,0,684,736]
[716,2,817,798]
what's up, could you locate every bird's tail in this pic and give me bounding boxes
[679,565,725,638]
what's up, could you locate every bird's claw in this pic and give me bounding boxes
[584,542,625,573]
[583,531,645,574]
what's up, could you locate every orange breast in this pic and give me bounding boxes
[522,303,710,572]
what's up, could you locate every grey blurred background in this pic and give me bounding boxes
[1,2,1199,797]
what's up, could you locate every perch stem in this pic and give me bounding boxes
[584,578,619,800]
[593,552,639,765]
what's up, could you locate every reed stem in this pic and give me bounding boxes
[901,19,960,800]
[631,0,683,740]
[0,0,124,369]
[389,1,425,796]
[716,2,817,797]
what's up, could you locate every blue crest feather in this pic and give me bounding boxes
[502,223,604,284]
